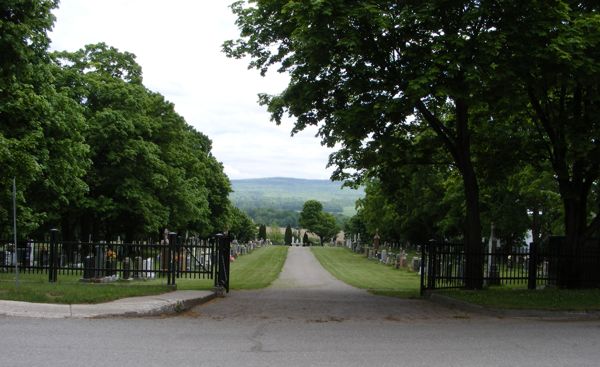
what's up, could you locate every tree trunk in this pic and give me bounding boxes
[455,99,483,289]
[460,161,484,289]
[560,185,588,288]
[416,97,484,289]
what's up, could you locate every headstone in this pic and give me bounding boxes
[133,256,143,278]
[381,249,388,263]
[123,257,131,279]
[142,258,155,279]
[412,257,421,272]
[373,230,381,252]
[83,256,95,279]
[94,246,105,278]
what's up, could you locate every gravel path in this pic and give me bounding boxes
[192,247,476,321]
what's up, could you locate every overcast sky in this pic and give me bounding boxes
[49,0,335,180]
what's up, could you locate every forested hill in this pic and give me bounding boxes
[230,177,363,226]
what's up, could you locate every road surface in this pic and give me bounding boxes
[1,247,599,366]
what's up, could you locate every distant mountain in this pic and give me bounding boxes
[230,177,363,217]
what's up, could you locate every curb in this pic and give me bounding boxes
[0,290,217,319]
[427,292,600,321]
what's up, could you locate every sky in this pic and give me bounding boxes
[49,0,335,180]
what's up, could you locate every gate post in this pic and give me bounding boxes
[427,242,437,290]
[528,241,537,290]
[168,232,177,287]
[49,229,58,283]
[215,233,230,294]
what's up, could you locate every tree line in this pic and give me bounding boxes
[1,1,255,242]
[226,0,599,288]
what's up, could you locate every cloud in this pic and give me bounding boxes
[49,0,335,180]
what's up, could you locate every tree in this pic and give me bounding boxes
[284,224,292,245]
[225,0,523,287]
[496,2,600,287]
[228,206,257,243]
[0,0,89,238]
[52,43,231,240]
[299,200,339,245]
[302,232,310,246]
[258,224,267,241]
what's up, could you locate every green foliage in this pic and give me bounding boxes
[0,0,89,238]
[49,43,231,240]
[228,206,257,243]
[284,224,292,245]
[299,200,340,245]
[245,207,299,228]
[225,2,600,284]
[267,225,284,245]
[257,224,267,241]
[1,3,231,242]
[230,177,363,217]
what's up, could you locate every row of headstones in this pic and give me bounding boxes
[364,247,422,272]
[229,240,269,259]
[82,253,156,281]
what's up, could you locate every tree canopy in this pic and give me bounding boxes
[226,0,600,287]
[299,200,340,245]
[1,2,233,241]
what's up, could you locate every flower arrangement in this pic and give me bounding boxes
[106,249,117,261]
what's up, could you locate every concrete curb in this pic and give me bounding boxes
[0,290,217,319]
[427,292,600,321]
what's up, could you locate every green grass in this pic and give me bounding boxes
[311,247,420,298]
[438,287,600,311]
[230,245,288,289]
[0,277,172,304]
[0,245,288,303]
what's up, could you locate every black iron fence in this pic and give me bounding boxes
[0,230,231,289]
[420,237,600,294]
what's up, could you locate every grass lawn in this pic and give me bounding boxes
[230,245,288,289]
[438,287,600,311]
[0,245,288,304]
[311,247,420,298]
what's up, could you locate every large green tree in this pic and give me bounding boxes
[225,0,515,287]
[0,0,89,238]
[52,43,231,240]
[497,1,600,287]
[228,206,257,243]
[299,200,339,245]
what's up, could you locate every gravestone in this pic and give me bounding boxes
[381,249,388,263]
[94,246,105,278]
[133,256,143,278]
[83,255,95,279]
[123,257,131,279]
[412,257,421,272]
[142,258,155,279]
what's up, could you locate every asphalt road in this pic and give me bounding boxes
[1,247,599,367]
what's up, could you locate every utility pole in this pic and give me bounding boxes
[13,177,19,287]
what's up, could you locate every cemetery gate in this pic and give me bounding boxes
[0,230,231,291]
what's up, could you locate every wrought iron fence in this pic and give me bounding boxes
[0,231,227,287]
[420,237,600,294]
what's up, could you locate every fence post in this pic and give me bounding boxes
[420,244,426,296]
[528,241,537,290]
[49,229,58,283]
[168,232,177,287]
[427,242,437,290]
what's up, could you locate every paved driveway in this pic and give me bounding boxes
[191,246,474,321]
